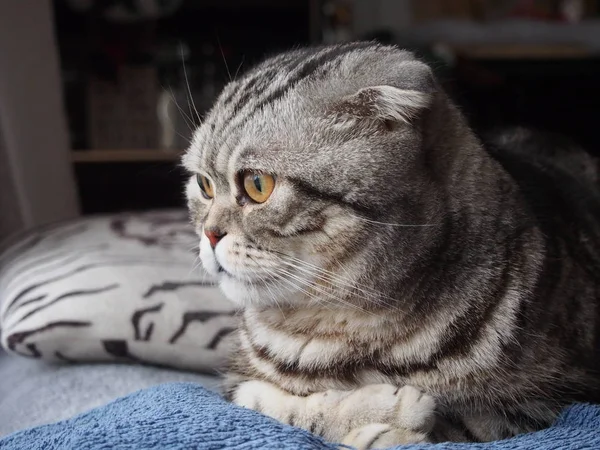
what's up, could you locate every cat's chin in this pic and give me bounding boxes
[219,274,300,308]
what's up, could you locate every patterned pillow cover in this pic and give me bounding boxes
[0,210,236,373]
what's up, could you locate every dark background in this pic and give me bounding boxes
[52,0,600,214]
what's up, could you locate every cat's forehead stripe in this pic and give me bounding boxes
[202,42,380,169]
[200,68,283,169]
[218,52,297,111]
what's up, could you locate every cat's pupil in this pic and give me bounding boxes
[253,176,262,192]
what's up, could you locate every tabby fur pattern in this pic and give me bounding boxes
[183,42,600,447]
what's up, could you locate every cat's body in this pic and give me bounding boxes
[184,43,600,447]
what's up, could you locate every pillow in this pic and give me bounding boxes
[0,210,236,373]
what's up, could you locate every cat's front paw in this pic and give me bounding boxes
[341,423,430,450]
[392,385,436,433]
[338,384,435,434]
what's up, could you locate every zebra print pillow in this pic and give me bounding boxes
[0,210,236,373]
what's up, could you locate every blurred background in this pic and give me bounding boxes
[1,0,600,239]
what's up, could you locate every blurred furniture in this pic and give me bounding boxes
[450,52,600,155]
[48,0,600,215]
[0,2,79,240]
[53,0,317,215]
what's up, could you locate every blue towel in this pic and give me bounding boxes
[1,383,599,450]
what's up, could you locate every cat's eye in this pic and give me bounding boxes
[196,174,214,199]
[242,171,275,203]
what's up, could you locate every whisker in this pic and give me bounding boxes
[350,214,440,227]
[277,259,400,312]
[217,36,232,82]
[273,266,376,315]
[272,269,335,312]
[180,42,202,125]
[248,255,286,317]
[233,55,245,80]
[279,258,379,299]
[266,275,287,318]
[272,274,294,300]
[187,255,202,278]
[273,251,400,306]
[164,114,193,146]
[271,269,316,300]
[159,87,194,141]
[313,235,407,305]
[163,84,194,132]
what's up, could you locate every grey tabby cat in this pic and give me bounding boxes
[183,42,600,448]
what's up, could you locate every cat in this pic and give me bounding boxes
[183,42,600,448]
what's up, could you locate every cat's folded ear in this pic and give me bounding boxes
[332,61,435,126]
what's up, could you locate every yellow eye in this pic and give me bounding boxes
[242,171,275,203]
[196,174,214,199]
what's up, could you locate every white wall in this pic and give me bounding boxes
[0,0,79,237]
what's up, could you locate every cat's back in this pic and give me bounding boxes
[483,127,600,270]
[484,127,600,356]
[479,128,600,401]
[482,128,600,235]
[484,127,598,185]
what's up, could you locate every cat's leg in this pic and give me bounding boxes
[232,380,435,446]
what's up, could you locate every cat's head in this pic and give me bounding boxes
[183,43,445,309]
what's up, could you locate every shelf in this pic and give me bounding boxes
[72,149,184,164]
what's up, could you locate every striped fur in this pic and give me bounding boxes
[184,42,600,446]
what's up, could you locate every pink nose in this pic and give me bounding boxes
[204,229,225,248]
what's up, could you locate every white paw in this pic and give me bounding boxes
[394,385,436,433]
[341,423,429,450]
[338,384,435,433]
[233,380,272,411]
[233,380,305,426]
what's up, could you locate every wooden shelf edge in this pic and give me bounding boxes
[72,149,185,163]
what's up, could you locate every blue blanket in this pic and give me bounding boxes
[1,383,599,450]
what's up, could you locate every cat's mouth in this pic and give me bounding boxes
[216,261,239,280]
[216,261,258,285]
[216,261,282,288]
[216,261,226,274]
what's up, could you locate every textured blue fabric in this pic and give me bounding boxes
[1,382,599,450]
